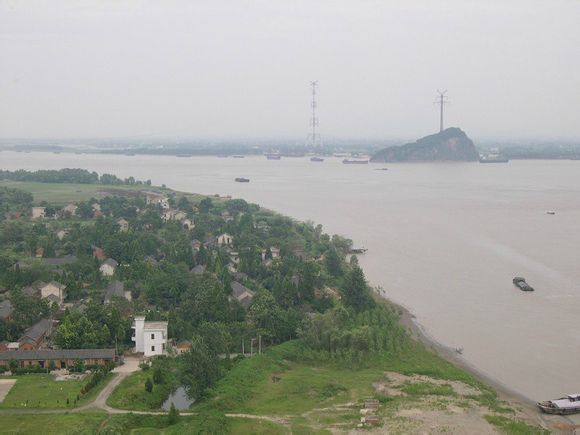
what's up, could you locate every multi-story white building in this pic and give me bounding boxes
[131,316,168,357]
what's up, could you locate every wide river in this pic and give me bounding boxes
[2,151,580,402]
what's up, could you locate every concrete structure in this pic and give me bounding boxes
[18,319,53,350]
[231,281,255,309]
[131,316,168,357]
[31,207,46,219]
[0,348,116,369]
[182,218,194,230]
[217,233,233,246]
[0,300,13,321]
[144,191,169,209]
[63,204,78,216]
[104,281,131,304]
[40,281,66,304]
[100,258,118,277]
[117,218,129,232]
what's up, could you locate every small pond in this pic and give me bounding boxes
[162,386,195,411]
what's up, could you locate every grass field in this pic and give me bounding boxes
[106,370,175,411]
[0,374,112,410]
[0,180,148,206]
[0,412,287,435]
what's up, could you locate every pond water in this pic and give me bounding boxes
[161,386,194,411]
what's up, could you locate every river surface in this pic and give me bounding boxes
[1,151,580,402]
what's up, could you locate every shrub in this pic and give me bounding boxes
[145,377,153,393]
[153,366,164,384]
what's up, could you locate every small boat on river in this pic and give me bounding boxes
[513,277,534,292]
[310,156,324,162]
[235,177,250,183]
[538,394,580,415]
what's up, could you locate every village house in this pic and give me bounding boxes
[270,247,281,259]
[0,348,116,369]
[18,319,53,351]
[63,203,78,216]
[0,300,14,322]
[35,247,44,258]
[175,340,190,355]
[221,211,234,222]
[92,246,107,261]
[217,233,233,246]
[229,251,240,266]
[117,218,129,232]
[31,207,46,219]
[42,255,78,270]
[162,209,186,222]
[190,264,206,275]
[91,203,102,218]
[230,281,255,309]
[40,281,66,303]
[100,258,118,277]
[56,229,69,240]
[104,281,131,304]
[143,191,170,209]
[191,239,202,251]
[131,316,168,357]
[182,218,194,230]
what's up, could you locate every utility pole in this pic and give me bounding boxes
[242,338,244,357]
[258,335,262,355]
[306,81,321,147]
[435,90,449,132]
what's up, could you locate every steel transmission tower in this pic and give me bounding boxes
[306,81,322,147]
[435,90,449,132]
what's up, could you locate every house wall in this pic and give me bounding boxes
[41,285,62,300]
[100,265,115,276]
[143,328,167,357]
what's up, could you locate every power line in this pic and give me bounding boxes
[306,81,322,147]
[434,90,449,132]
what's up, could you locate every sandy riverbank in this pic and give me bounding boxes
[386,296,580,433]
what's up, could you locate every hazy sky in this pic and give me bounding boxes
[1,0,579,141]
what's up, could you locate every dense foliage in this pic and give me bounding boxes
[0,168,150,186]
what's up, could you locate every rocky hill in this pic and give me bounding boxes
[371,128,479,162]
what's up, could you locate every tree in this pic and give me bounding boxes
[181,334,220,400]
[199,198,213,213]
[168,403,179,425]
[342,265,374,311]
[145,377,153,393]
[324,247,343,278]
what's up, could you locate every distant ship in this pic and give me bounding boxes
[479,154,509,163]
[538,394,580,415]
[232,155,245,159]
[343,159,369,164]
[265,154,281,160]
[310,157,324,162]
[234,177,250,183]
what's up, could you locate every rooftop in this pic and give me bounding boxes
[0,348,115,361]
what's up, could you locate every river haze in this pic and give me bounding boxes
[1,151,580,401]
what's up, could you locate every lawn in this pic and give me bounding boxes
[0,373,112,409]
[107,369,175,411]
[0,413,288,435]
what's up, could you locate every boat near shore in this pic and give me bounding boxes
[310,156,324,162]
[538,394,580,415]
[513,277,534,292]
[265,154,281,160]
[234,177,250,183]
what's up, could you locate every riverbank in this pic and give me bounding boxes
[390,297,579,433]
